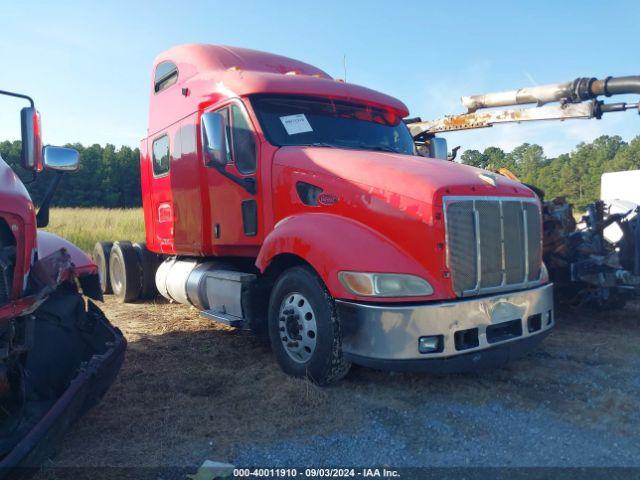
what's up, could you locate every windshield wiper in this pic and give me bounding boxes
[357,144,401,153]
[299,142,336,148]
[299,143,403,154]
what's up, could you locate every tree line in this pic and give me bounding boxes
[460,134,640,209]
[1,135,639,210]
[0,140,141,208]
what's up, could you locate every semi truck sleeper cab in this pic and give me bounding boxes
[97,44,553,384]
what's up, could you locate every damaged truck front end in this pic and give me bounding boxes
[0,89,125,476]
[543,198,640,309]
[0,249,125,474]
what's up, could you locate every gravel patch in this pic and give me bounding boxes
[234,400,640,467]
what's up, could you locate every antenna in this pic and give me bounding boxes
[343,54,347,83]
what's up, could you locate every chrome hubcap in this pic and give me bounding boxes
[278,293,317,363]
[111,258,124,293]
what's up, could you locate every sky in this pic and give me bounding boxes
[0,0,638,157]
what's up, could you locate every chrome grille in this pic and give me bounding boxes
[444,196,543,297]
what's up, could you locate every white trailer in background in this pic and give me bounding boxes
[601,170,640,208]
[601,170,640,243]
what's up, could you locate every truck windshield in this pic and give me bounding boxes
[251,95,415,155]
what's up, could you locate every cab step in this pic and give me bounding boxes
[201,309,245,328]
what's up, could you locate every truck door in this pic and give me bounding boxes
[204,101,262,253]
[147,129,178,253]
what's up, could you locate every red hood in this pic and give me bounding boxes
[0,156,34,222]
[273,146,535,205]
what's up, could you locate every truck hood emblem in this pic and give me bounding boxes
[318,193,338,206]
[478,173,497,187]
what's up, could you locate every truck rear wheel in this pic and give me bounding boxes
[268,265,351,385]
[109,241,142,303]
[133,242,159,299]
[92,241,113,294]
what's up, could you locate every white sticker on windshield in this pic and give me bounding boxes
[280,114,313,135]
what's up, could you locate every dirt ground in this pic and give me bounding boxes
[36,296,640,477]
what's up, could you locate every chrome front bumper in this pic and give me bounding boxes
[336,283,554,372]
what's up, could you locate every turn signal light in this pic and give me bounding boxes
[338,272,433,297]
[339,272,375,296]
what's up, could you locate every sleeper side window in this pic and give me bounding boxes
[152,135,170,176]
[230,104,257,174]
[154,61,178,93]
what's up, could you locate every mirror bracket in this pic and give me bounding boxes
[21,170,37,185]
[211,162,256,195]
[36,171,65,228]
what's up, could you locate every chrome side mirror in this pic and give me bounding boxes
[43,146,80,172]
[20,107,43,171]
[201,111,228,167]
[430,137,448,161]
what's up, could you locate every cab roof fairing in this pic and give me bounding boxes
[150,44,409,117]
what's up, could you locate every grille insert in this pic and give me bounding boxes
[486,319,523,344]
[454,327,480,351]
[445,197,542,297]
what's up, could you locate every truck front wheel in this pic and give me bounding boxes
[268,266,351,385]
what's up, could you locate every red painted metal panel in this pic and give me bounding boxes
[137,44,538,303]
[0,158,37,298]
[36,231,97,275]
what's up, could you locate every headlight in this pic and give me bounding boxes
[338,272,434,297]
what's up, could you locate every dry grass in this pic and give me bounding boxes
[39,297,640,474]
[45,208,145,252]
[45,298,341,471]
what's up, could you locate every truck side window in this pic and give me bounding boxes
[154,61,178,93]
[230,104,256,174]
[152,135,170,176]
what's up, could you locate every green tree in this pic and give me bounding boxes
[610,136,640,171]
[483,146,513,171]
[460,149,486,168]
[0,140,141,208]
[508,143,545,184]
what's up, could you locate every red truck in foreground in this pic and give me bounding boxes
[97,44,553,384]
[0,90,125,474]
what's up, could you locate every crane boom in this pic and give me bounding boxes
[408,75,640,139]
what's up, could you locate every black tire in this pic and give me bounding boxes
[133,242,159,299]
[109,241,142,303]
[92,241,113,294]
[268,265,351,385]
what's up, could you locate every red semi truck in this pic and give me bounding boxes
[0,90,125,473]
[97,44,553,384]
